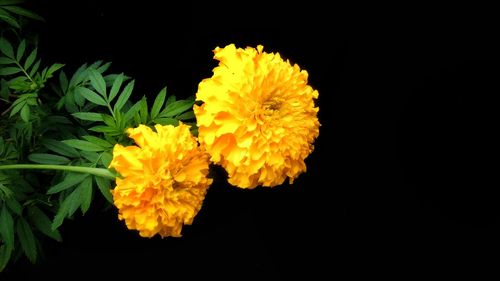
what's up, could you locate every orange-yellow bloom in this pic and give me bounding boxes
[194,44,320,188]
[109,123,212,238]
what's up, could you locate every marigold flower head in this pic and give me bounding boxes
[194,44,320,188]
[109,123,212,238]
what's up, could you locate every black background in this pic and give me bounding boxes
[2,1,499,279]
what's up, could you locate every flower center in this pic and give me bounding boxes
[262,98,283,114]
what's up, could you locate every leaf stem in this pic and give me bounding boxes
[0,164,116,179]
[13,61,34,83]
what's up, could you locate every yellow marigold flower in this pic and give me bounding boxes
[109,123,212,238]
[194,44,320,189]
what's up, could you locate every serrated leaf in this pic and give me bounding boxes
[2,6,44,21]
[102,113,115,127]
[19,104,29,122]
[44,63,64,79]
[0,12,20,29]
[9,100,26,117]
[28,59,40,77]
[114,80,134,112]
[58,70,68,92]
[165,95,176,107]
[0,1,25,5]
[108,73,123,102]
[96,61,111,73]
[0,56,13,64]
[160,99,195,118]
[0,37,14,58]
[80,151,99,163]
[16,217,37,263]
[76,87,106,106]
[95,177,113,203]
[88,125,120,134]
[88,60,103,70]
[0,206,14,248]
[71,112,103,122]
[176,110,195,120]
[100,151,112,167]
[41,139,80,158]
[140,96,148,123]
[124,97,144,123]
[81,135,112,148]
[28,153,70,165]
[5,198,22,215]
[47,172,88,194]
[0,66,21,76]
[68,63,87,87]
[0,243,12,272]
[62,139,106,152]
[79,177,93,214]
[52,186,83,230]
[151,87,166,119]
[23,47,37,70]
[88,68,106,98]
[28,206,62,242]
[16,39,25,61]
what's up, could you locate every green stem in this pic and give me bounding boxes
[0,164,116,179]
[14,61,34,83]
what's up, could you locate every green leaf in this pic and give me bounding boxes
[0,37,14,58]
[0,1,26,5]
[80,151,99,163]
[0,56,13,64]
[151,87,166,119]
[28,206,62,242]
[44,63,64,79]
[88,125,119,134]
[88,68,106,98]
[114,80,134,112]
[79,177,93,214]
[28,59,40,77]
[124,97,144,123]
[153,117,177,126]
[5,198,22,215]
[100,151,113,167]
[47,173,88,194]
[0,12,20,29]
[0,244,12,272]
[96,61,111,73]
[0,205,14,249]
[2,5,44,21]
[16,217,37,263]
[41,139,80,158]
[19,104,29,122]
[165,95,176,107]
[71,112,103,122]
[95,177,113,204]
[160,99,195,118]
[58,71,68,92]
[23,47,37,70]
[176,110,195,120]
[108,73,123,102]
[16,39,25,61]
[52,186,83,230]
[140,96,148,124]
[0,66,21,76]
[62,139,106,152]
[76,87,107,106]
[81,135,112,148]
[28,153,70,165]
